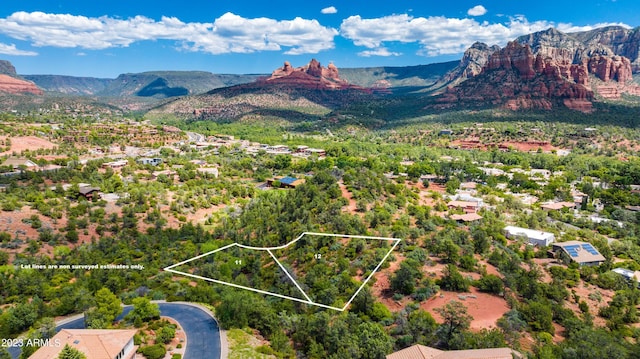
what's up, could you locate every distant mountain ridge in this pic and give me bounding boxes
[23,71,263,98]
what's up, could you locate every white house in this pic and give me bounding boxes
[504,225,555,246]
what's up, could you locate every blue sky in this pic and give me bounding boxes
[0,0,637,77]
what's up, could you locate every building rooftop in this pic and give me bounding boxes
[451,213,483,222]
[447,200,479,208]
[553,241,605,264]
[540,202,575,210]
[29,329,137,359]
[504,226,554,241]
[78,186,100,195]
[279,176,299,185]
[386,344,521,359]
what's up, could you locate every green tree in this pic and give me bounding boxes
[156,326,176,344]
[438,264,470,292]
[407,309,437,345]
[356,322,393,359]
[522,301,554,334]
[390,261,419,295]
[435,300,472,349]
[125,297,160,327]
[85,288,122,329]
[57,344,86,359]
[475,274,504,295]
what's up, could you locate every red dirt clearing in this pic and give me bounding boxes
[421,287,510,330]
[0,136,57,155]
[338,180,359,214]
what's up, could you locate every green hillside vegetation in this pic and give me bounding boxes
[1,79,640,359]
[339,61,458,88]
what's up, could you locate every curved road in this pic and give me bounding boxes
[8,302,223,359]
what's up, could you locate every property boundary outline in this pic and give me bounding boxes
[164,232,402,311]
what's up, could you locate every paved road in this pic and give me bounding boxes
[8,302,222,359]
[187,131,205,143]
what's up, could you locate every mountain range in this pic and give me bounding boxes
[1,26,639,114]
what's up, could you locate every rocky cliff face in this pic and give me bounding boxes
[516,27,636,82]
[443,42,500,85]
[0,60,18,76]
[570,26,640,72]
[0,74,43,95]
[439,26,640,110]
[0,60,42,95]
[436,42,595,112]
[266,59,357,90]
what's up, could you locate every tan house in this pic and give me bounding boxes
[29,329,137,359]
[2,157,39,170]
[450,213,483,222]
[553,241,606,266]
[540,201,576,211]
[447,200,479,213]
[386,344,521,359]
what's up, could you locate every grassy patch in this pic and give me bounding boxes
[227,328,276,359]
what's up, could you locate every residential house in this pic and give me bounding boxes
[267,176,305,188]
[29,329,137,359]
[447,200,479,214]
[553,241,606,266]
[136,157,162,166]
[540,201,576,211]
[196,167,219,178]
[151,170,176,180]
[386,344,521,359]
[266,145,291,155]
[450,213,483,223]
[2,157,39,170]
[504,225,555,246]
[78,186,100,201]
[612,268,640,288]
[102,160,128,169]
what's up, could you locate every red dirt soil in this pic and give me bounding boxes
[422,288,510,330]
[0,136,57,155]
[450,138,560,153]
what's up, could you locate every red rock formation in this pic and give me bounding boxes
[266,59,359,90]
[0,74,43,95]
[271,61,295,77]
[306,59,323,77]
[587,55,633,82]
[435,42,595,112]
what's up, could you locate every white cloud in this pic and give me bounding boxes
[340,14,631,58]
[0,42,37,56]
[555,22,631,33]
[467,5,487,16]
[0,11,338,55]
[358,47,401,57]
[321,6,338,15]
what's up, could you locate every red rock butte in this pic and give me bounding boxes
[264,59,360,90]
[0,74,43,95]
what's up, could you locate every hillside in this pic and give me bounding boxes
[147,59,379,122]
[22,75,113,96]
[24,71,262,98]
[338,61,458,90]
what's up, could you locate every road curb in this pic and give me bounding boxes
[158,301,229,359]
